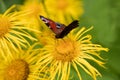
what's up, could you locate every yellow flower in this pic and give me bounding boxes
[20,0,46,17]
[45,0,84,24]
[0,5,36,53]
[0,44,47,80]
[37,27,109,80]
[19,0,46,30]
[33,18,55,46]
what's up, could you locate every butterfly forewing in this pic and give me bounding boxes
[40,15,79,38]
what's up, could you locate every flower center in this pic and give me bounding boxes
[57,0,68,10]
[53,39,79,62]
[0,16,11,37]
[4,59,29,80]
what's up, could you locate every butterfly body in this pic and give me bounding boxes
[40,16,65,34]
[40,15,79,38]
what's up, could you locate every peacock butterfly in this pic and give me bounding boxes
[40,15,79,38]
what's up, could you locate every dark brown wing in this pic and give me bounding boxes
[55,20,79,38]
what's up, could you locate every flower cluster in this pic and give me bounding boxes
[0,0,108,80]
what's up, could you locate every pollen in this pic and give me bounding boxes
[4,59,29,80]
[0,16,11,37]
[53,39,80,62]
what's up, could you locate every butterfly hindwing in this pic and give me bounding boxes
[55,20,79,38]
[40,15,79,38]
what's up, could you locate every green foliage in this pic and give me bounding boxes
[82,0,120,80]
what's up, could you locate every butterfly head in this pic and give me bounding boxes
[40,15,79,38]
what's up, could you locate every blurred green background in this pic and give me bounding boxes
[0,0,120,80]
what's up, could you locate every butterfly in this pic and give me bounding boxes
[40,15,79,38]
